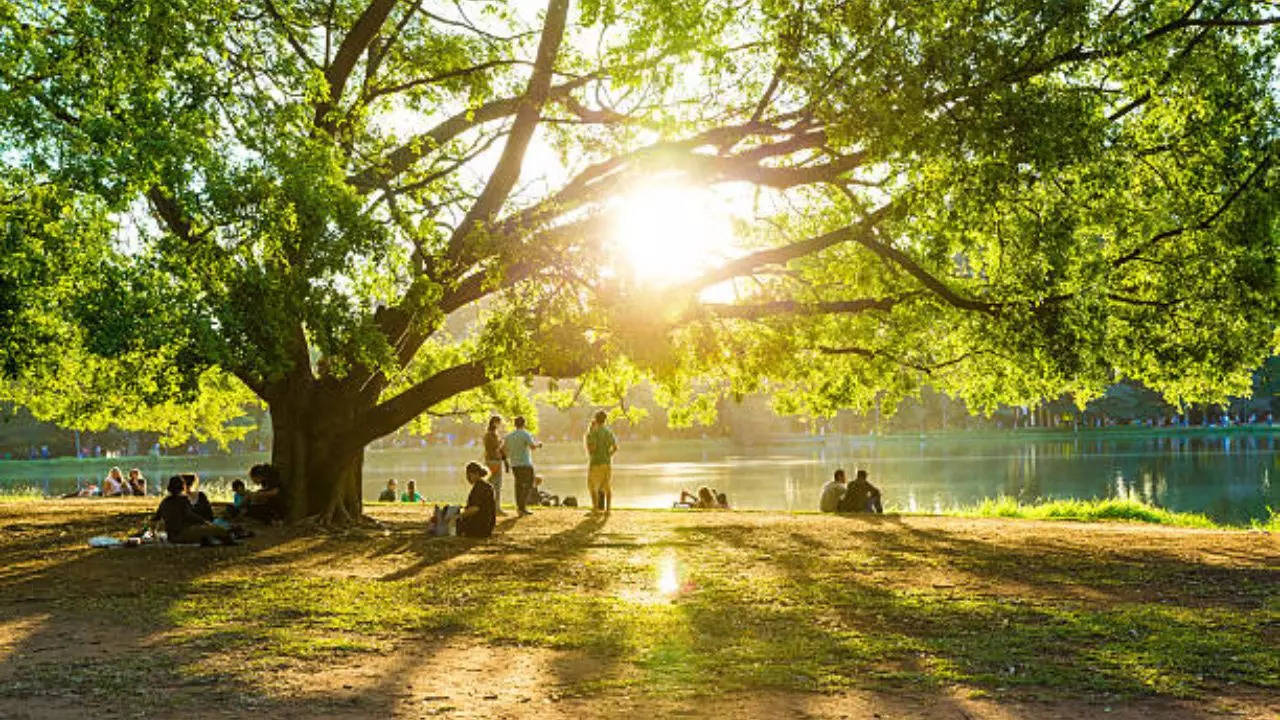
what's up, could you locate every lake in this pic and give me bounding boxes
[2,430,1277,525]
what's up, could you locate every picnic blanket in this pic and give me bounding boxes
[87,532,201,549]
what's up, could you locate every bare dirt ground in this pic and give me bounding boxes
[0,501,1276,719]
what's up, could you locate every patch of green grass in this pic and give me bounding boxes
[941,496,1220,528]
[1250,507,1280,532]
[148,534,1278,700]
[3,508,1275,710]
[0,486,47,501]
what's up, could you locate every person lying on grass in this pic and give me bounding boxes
[426,462,497,538]
[678,487,719,509]
[151,475,237,546]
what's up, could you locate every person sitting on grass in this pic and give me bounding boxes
[527,475,560,507]
[224,479,249,519]
[820,469,847,512]
[127,468,148,497]
[400,479,423,503]
[837,469,884,514]
[246,463,286,523]
[677,487,718,509]
[378,478,398,502]
[455,462,496,538]
[715,491,731,509]
[152,475,236,546]
[182,473,215,521]
[101,467,128,497]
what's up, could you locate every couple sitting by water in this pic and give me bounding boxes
[63,466,148,498]
[820,469,884,514]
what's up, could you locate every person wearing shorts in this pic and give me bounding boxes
[584,410,618,511]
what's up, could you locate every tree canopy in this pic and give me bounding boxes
[1,0,1276,519]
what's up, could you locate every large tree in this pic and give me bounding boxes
[1,0,1276,522]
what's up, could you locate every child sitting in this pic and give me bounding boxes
[225,479,249,519]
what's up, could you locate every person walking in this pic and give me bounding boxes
[584,410,618,511]
[503,416,542,516]
[483,415,508,516]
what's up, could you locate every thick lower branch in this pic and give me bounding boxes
[358,361,490,444]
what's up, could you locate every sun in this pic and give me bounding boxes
[610,183,740,299]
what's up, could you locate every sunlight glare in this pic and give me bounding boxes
[612,184,738,290]
[657,553,680,596]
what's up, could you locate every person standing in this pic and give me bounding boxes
[584,411,618,511]
[820,469,847,512]
[483,415,508,516]
[503,416,542,516]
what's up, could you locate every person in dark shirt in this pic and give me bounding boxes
[455,462,496,538]
[246,463,286,522]
[838,469,884,513]
[377,479,398,502]
[128,468,148,496]
[182,473,215,521]
[153,475,234,545]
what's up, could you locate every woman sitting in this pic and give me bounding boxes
[182,473,215,521]
[127,468,148,496]
[400,479,423,503]
[101,467,128,497]
[246,463,286,523]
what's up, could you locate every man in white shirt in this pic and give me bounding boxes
[819,469,847,513]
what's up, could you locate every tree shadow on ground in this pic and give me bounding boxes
[672,520,1278,702]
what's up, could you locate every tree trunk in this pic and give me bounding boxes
[266,376,369,525]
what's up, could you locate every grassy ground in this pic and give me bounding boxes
[0,501,1276,719]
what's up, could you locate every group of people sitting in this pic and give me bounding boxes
[378,474,562,509]
[675,486,731,509]
[145,464,286,545]
[819,468,884,514]
[63,466,149,498]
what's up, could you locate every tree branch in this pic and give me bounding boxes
[359,361,490,443]
[1112,152,1273,267]
[316,0,399,131]
[346,77,590,191]
[441,0,571,271]
[262,0,319,69]
[701,297,903,320]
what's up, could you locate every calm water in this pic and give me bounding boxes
[3,431,1278,524]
